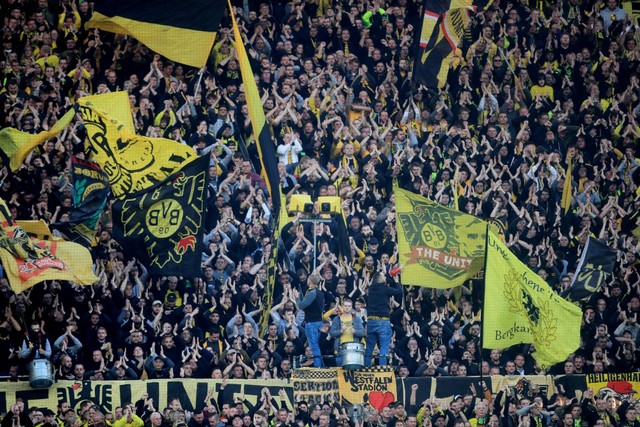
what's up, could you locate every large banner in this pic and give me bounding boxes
[292,367,397,408]
[3,374,634,414]
[0,379,293,415]
[586,372,640,400]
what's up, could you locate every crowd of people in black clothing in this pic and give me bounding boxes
[1,0,640,424]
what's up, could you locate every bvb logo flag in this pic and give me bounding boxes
[395,185,488,288]
[79,92,195,199]
[483,232,582,369]
[112,155,209,276]
[561,236,616,302]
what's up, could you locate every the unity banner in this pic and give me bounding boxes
[0,379,293,415]
[395,185,500,288]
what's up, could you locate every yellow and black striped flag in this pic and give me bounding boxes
[229,2,286,334]
[86,0,225,68]
[414,0,493,88]
[415,8,471,88]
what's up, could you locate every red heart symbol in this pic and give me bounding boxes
[369,391,394,413]
[71,383,81,390]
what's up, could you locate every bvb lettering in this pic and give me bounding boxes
[146,199,183,237]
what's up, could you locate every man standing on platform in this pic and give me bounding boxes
[296,274,325,367]
[365,272,402,366]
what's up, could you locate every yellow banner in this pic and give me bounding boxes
[395,185,489,288]
[483,232,582,368]
[586,372,640,399]
[0,109,75,172]
[0,379,292,414]
[78,92,195,198]
[0,201,97,293]
[292,367,396,408]
[337,367,397,408]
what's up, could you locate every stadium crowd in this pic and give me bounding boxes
[1,0,640,425]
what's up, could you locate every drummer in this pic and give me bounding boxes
[329,299,365,366]
[20,319,52,361]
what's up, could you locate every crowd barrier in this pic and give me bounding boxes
[0,372,638,415]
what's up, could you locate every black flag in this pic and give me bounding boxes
[561,237,616,302]
[112,155,209,276]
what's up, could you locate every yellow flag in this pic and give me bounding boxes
[0,200,97,293]
[0,109,75,172]
[86,0,225,68]
[228,3,287,335]
[16,220,63,241]
[483,231,582,368]
[78,92,195,198]
[79,90,135,132]
[561,154,573,215]
[395,185,490,288]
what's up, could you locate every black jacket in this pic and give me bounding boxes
[366,281,402,318]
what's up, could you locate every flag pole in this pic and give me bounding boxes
[479,222,489,391]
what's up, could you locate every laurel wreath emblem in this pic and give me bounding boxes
[502,269,558,347]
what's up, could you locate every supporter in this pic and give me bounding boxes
[364,272,402,366]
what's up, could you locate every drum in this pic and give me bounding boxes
[340,342,364,370]
[29,359,53,389]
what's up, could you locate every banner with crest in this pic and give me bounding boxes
[0,201,97,293]
[112,155,208,276]
[395,185,489,288]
